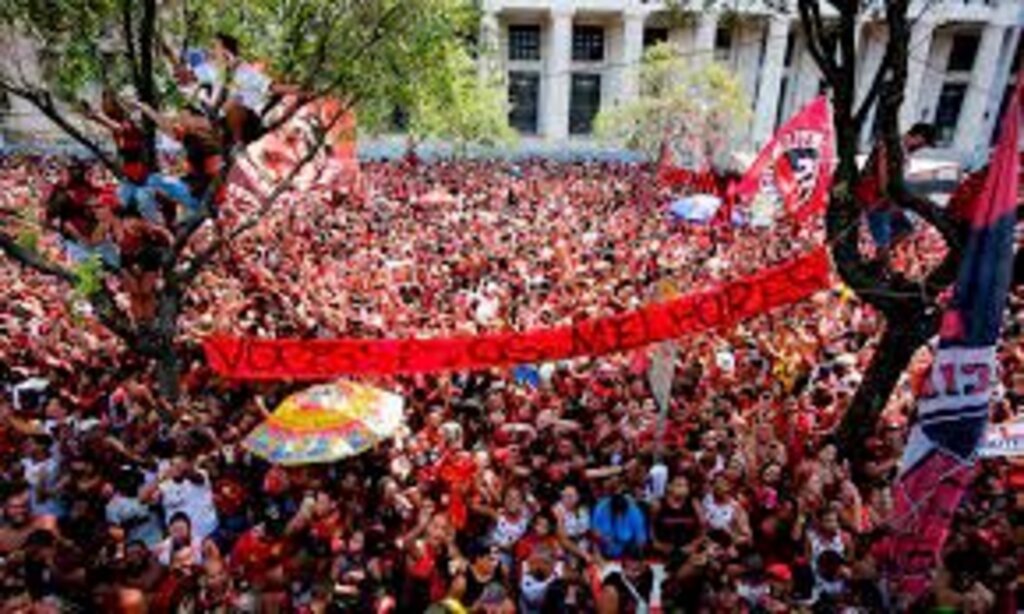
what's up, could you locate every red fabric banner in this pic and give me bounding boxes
[655,140,729,196]
[203,247,832,381]
[230,97,359,203]
[658,167,727,196]
[733,96,835,222]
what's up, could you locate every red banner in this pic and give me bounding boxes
[655,139,729,197]
[658,167,727,197]
[733,96,835,223]
[230,97,359,203]
[203,247,832,381]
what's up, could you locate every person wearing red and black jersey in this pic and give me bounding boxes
[43,160,120,268]
[131,101,226,217]
[82,91,197,226]
[111,206,173,323]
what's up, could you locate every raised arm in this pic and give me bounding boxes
[78,102,120,133]
[130,101,179,138]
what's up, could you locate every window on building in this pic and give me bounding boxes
[570,73,602,134]
[573,26,605,62]
[714,25,732,63]
[508,71,540,134]
[508,25,541,61]
[947,32,980,72]
[644,27,669,49]
[934,82,967,146]
[390,106,409,132]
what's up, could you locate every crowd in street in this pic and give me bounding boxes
[0,149,1021,613]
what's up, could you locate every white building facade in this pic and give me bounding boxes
[481,0,1023,161]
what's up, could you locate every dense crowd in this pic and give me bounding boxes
[0,147,1021,614]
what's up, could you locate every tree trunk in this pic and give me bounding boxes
[137,0,159,167]
[156,342,181,400]
[152,283,182,403]
[836,308,937,457]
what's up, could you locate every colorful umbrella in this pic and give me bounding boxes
[243,380,405,466]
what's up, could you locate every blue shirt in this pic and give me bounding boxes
[591,495,647,559]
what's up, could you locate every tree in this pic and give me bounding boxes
[375,40,516,155]
[790,0,964,460]
[0,0,500,401]
[656,0,966,461]
[594,42,751,168]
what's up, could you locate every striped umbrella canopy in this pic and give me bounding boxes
[243,380,404,466]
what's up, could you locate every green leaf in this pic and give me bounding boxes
[72,254,103,298]
[594,42,751,167]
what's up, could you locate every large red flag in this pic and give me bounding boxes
[733,96,836,224]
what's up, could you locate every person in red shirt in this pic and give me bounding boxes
[131,101,225,218]
[112,206,173,323]
[44,160,120,268]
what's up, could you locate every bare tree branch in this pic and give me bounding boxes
[121,0,142,91]
[0,79,119,174]
[852,51,891,127]
[0,233,138,344]
[797,0,839,84]
[179,103,352,283]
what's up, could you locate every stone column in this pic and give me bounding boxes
[544,8,573,141]
[734,21,762,107]
[976,25,1018,155]
[619,10,645,104]
[953,24,1005,157]
[794,40,821,109]
[899,18,935,129]
[751,16,789,147]
[693,12,717,66]
[478,10,501,81]
[856,23,886,147]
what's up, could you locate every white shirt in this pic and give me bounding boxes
[553,503,590,540]
[21,456,62,517]
[153,535,204,567]
[158,473,219,541]
[231,63,271,112]
[702,494,736,531]
[106,494,163,547]
[488,513,530,549]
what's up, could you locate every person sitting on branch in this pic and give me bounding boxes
[130,101,226,219]
[81,90,198,226]
[43,160,119,269]
[853,122,936,263]
[110,206,173,324]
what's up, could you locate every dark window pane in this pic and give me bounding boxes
[947,33,980,72]
[934,82,967,146]
[714,26,732,62]
[508,71,540,134]
[573,26,605,62]
[570,73,602,134]
[391,106,409,131]
[644,27,669,49]
[509,25,541,61]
